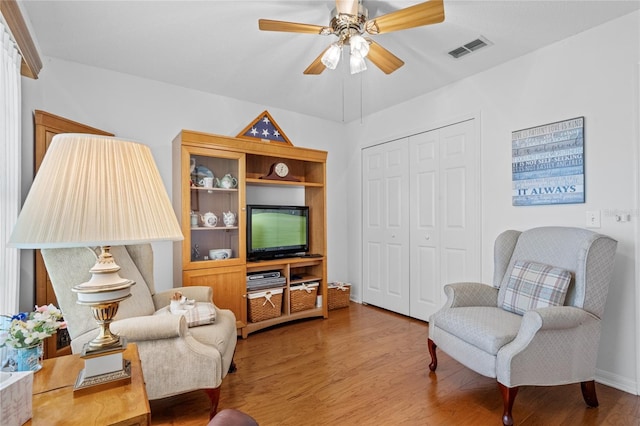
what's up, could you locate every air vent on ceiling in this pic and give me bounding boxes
[448,36,492,59]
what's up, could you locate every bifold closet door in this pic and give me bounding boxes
[409,119,480,321]
[362,139,410,315]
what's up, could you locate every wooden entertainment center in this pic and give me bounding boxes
[172,130,328,337]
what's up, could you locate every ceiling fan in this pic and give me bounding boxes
[258,0,445,75]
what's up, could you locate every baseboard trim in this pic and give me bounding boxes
[596,368,638,395]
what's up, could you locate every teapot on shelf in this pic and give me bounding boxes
[216,173,238,189]
[200,212,218,227]
[223,211,236,227]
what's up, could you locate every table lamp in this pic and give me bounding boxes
[8,133,183,391]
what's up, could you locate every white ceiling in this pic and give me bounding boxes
[21,0,640,123]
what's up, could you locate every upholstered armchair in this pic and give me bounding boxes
[41,244,237,418]
[427,227,617,425]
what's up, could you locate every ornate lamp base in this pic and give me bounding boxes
[74,359,131,395]
[71,246,135,394]
[73,338,131,396]
[72,246,135,353]
[79,298,129,352]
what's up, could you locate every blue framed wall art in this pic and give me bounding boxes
[512,117,584,206]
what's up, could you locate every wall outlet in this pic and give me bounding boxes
[586,210,601,228]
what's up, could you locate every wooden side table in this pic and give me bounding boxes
[27,343,150,426]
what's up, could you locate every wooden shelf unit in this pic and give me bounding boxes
[244,257,324,338]
[172,130,328,337]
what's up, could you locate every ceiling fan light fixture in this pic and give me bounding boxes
[321,42,342,70]
[350,54,367,74]
[349,34,369,58]
[259,0,446,76]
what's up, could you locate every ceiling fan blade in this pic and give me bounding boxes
[303,48,329,75]
[336,0,358,15]
[259,19,329,35]
[366,0,445,35]
[367,41,404,74]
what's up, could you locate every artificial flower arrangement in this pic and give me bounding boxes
[0,304,67,349]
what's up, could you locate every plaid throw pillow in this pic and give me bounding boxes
[183,302,216,327]
[502,260,572,315]
[154,302,216,327]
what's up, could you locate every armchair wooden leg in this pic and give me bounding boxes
[427,338,438,371]
[498,382,518,426]
[581,380,599,407]
[204,386,221,420]
[228,349,238,374]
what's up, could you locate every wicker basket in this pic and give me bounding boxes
[328,282,351,310]
[290,282,319,313]
[247,288,283,322]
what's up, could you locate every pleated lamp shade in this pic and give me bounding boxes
[9,133,183,248]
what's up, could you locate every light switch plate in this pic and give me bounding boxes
[586,210,601,228]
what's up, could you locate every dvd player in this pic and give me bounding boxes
[246,276,286,291]
[247,271,280,281]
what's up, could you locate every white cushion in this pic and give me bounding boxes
[432,306,522,355]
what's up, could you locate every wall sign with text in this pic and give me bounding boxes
[512,117,584,206]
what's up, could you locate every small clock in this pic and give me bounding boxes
[274,162,289,178]
[261,161,299,181]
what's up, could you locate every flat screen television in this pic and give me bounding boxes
[246,205,309,260]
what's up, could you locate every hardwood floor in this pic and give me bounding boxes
[150,303,639,425]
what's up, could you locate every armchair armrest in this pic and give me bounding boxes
[443,282,499,308]
[519,306,595,335]
[497,306,600,387]
[502,306,595,355]
[110,314,188,341]
[153,286,213,309]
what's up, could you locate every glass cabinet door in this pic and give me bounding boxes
[185,149,245,266]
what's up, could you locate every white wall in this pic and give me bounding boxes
[19,57,351,308]
[346,11,639,393]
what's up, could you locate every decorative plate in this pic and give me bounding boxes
[193,165,214,186]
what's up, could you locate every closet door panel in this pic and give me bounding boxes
[415,245,438,311]
[386,175,404,228]
[363,148,384,304]
[443,166,466,228]
[386,242,405,297]
[442,247,467,285]
[410,131,440,321]
[363,140,410,315]
[364,241,383,292]
[439,120,479,287]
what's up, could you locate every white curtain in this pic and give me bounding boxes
[0,16,22,317]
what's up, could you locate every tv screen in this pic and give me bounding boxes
[247,205,309,259]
